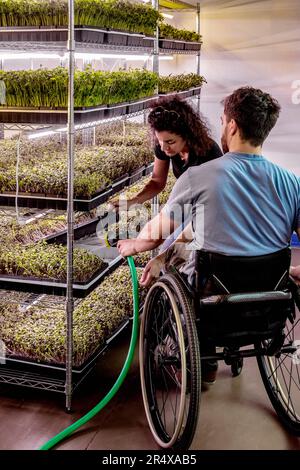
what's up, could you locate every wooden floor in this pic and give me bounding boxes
[0,252,300,450]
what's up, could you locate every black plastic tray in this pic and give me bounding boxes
[75,26,105,44]
[0,26,200,53]
[0,314,131,376]
[0,25,68,43]
[184,42,201,52]
[160,87,201,100]
[40,167,152,245]
[0,163,154,211]
[0,105,106,125]
[159,38,201,52]
[45,216,101,245]
[161,39,184,51]
[0,96,155,125]
[192,87,202,97]
[0,186,113,211]
[127,34,145,48]
[128,166,146,186]
[0,26,152,49]
[142,36,154,48]
[0,255,123,298]
[126,99,146,114]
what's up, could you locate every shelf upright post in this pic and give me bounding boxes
[65,0,75,412]
[151,0,160,256]
[0,58,3,139]
[152,0,159,85]
[196,2,201,114]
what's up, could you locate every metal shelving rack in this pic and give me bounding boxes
[0,0,202,411]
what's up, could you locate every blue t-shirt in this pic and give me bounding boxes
[162,152,300,256]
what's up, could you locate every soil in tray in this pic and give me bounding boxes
[0,262,108,286]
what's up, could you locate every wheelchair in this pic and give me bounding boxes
[139,247,300,450]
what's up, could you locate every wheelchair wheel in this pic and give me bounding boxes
[140,273,201,450]
[257,316,300,435]
[231,358,243,377]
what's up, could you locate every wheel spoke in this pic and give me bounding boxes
[139,275,200,449]
[259,315,300,431]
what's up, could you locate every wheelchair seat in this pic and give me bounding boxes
[194,247,294,348]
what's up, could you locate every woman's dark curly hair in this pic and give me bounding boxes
[148,95,213,161]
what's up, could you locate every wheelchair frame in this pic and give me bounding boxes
[139,259,300,450]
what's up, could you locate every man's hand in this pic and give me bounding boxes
[290,265,300,284]
[117,239,137,257]
[140,256,164,287]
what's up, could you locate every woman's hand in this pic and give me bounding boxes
[140,256,164,287]
[109,198,136,213]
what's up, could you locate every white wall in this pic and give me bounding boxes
[197,0,300,174]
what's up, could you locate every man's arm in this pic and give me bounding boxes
[117,170,192,257]
[140,222,193,287]
[117,211,178,257]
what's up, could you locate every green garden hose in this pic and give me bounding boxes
[39,256,139,450]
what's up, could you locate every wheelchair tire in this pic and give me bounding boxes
[139,272,201,450]
[257,318,300,435]
[231,358,243,377]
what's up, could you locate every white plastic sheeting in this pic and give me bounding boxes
[198,0,300,174]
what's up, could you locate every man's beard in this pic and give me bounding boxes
[221,132,229,154]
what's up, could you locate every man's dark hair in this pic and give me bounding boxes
[148,95,213,158]
[222,86,281,146]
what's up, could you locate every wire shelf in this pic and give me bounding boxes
[0,162,154,211]
[0,27,200,54]
[0,96,157,126]
[0,254,124,298]
[0,90,201,130]
[0,314,131,394]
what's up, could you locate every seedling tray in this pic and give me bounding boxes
[0,25,68,43]
[0,26,152,50]
[159,87,202,100]
[44,217,101,245]
[159,39,200,53]
[184,42,201,52]
[0,255,123,298]
[0,186,113,211]
[0,311,135,382]
[0,316,132,388]
[159,38,186,51]
[0,104,106,125]
[0,163,153,211]
[0,26,199,53]
[0,94,156,125]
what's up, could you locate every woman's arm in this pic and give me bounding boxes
[111,157,169,210]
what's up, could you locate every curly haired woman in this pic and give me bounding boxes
[112,95,222,210]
